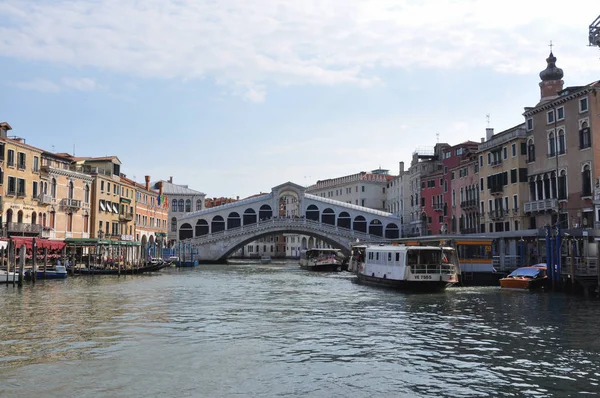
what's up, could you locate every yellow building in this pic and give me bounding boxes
[0,123,46,237]
[477,124,530,233]
[40,152,93,239]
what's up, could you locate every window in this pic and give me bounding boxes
[51,178,57,198]
[479,155,483,167]
[178,199,184,212]
[582,164,592,197]
[487,153,491,165]
[547,110,554,124]
[513,195,518,211]
[511,143,516,157]
[558,171,567,200]
[510,169,517,184]
[580,121,591,149]
[107,182,110,193]
[185,199,191,212]
[557,129,565,154]
[444,151,451,159]
[580,97,588,113]
[33,156,39,172]
[503,147,507,160]
[85,185,90,203]
[101,181,104,192]
[196,199,202,211]
[361,186,365,192]
[548,132,556,157]
[7,176,16,195]
[7,149,14,167]
[526,118,534,131]
[172,199,178,212]
[17,178,26,196]
[68,181,74,199]
[33,181,38,198]
[527,139,535,162]
[556,106,564,121]
[455,148,464,156]
[17,152,26,169]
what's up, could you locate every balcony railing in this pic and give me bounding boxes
[488,209,506,221]
[119,212,134,222]
[524,198,558,213]
[433,204,444,212]
[490,186,503,195]
[460,200,478,210]
[491,160,502,167]
[37,193,53,205]
[60,198,82,209]
[6,222,42,234]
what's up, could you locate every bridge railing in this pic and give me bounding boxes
[185,217,389,245]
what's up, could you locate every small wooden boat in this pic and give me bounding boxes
[260,255,272,264]
[299,248,345,271]
[0,270,19,284]
[499,264,548,290]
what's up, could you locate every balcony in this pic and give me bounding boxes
[6,222,42,235]
[491,160,502,168]
[37,193,54,205]
[433,203,444,212]
[524,198,558,213]
[488,209,506,221]
[60,198,82,210]
[490,186,503,195]
[119,212,134,222]
[460,200,478,210]
[41,228,56,239]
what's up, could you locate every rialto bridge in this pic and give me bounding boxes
[176,182,402,262]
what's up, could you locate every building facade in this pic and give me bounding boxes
[477,124,530,233]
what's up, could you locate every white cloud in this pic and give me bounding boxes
[0,0,597,100]
[13,78,61,93]
[61,77,102,91]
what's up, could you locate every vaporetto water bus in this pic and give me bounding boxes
[299,248,345,272]
[350,244,459,292]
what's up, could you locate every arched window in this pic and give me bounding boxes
[582,164,592,197]
[580,121,591,149]
[51,178,57,198]
[172,199,178,212]
[68,181,74,199]
[84,185,90,203]
[171,217,177,232]
[185,199,191,212]
[527,139,535,163]
[178,199,184,212]
[557,129,565,155]
[548,132,556,157]
[558,170,567,200]
[196,199,202,211]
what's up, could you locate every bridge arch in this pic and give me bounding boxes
[306,204,319,221]
[212,215,225,233]
[321,208,335,225]
[369,219,383,236]
[337,211,351,229]
[353,215,367,233]
[179,223,193,240]
[385,223,400,239]
[196,219,209,236]
[259,205,272,221]
[227,212,241,229]
[243,208,257,225]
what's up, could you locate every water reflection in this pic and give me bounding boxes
[1,264,600,397]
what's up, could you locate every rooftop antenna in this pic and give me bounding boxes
[436,132,439,143]
[52,145,55,153]
[73,144,75,156]
[486,114,491,127]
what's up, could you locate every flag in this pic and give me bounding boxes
[164,196,169,209]
[157,193,161,205]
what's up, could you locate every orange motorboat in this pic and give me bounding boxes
[499,264,548,290]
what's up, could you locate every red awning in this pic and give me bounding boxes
[6,237,66,251]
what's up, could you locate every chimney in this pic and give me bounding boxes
[399,161,404,174]
[485,128,494,141]
[481,137,485,143]
[158,181,163,196]
[0,122,11,138]
[145,175,150,191]
[169,176,173,183]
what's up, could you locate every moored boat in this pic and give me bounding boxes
[260,255,272,264]
[299,248,345,271]
[24,265,68,280]
[499,264,548,290]
[352,244,459,292]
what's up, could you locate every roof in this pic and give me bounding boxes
[150,180,205,196]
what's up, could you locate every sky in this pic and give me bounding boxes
[0,1,599,199]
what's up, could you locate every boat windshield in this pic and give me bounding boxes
[507,267,543,278]
[407,249,441,265]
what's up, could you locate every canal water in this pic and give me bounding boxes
[1,262,600,397]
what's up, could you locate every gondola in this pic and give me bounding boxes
[68,261,169,275]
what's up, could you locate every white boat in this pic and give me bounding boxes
[0,270,20,284]
[351,244,458,292]
[260,255,272,264]
[24,265,68,280]
[299,248,345,271]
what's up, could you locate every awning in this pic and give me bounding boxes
[105,202,112,213]
[112,203,119,213]
[99,201,106,211]
[6,237,66,251]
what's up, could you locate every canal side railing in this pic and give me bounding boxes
[186,218,390,246]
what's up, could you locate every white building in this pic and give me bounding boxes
[150,177,206,245]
